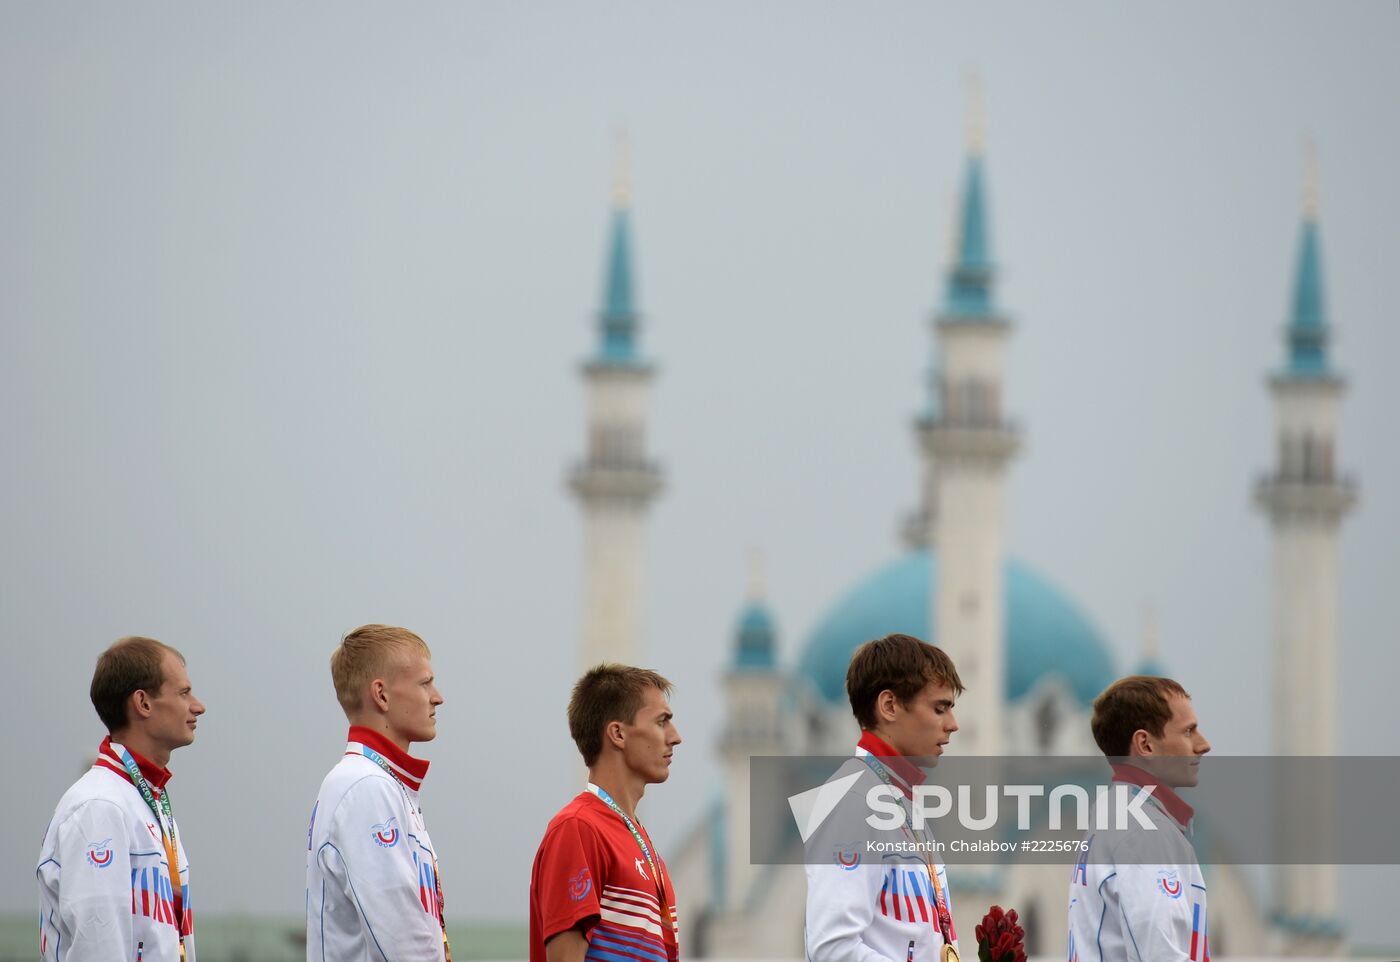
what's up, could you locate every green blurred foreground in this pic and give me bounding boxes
[0,914,527,961]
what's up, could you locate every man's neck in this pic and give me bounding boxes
[1119,757,1171,785]
[349,716,411,754]
[588,759,647,820]
[866,726,905,757]
[112,729,172,770]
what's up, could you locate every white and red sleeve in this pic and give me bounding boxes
[52,800,134,962]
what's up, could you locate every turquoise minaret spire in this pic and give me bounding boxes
[733,605,776,669]
[902,80,1012,549]
[1283,149,1330,377]
[597,136,642,366]
[732,553,778,671]
[944,91,995,318]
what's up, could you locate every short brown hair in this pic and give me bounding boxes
[845,634,964,730]
[568,664,673,767]
[90,636,185,734]
[1091,675,1190,757]
[330,624,432,718]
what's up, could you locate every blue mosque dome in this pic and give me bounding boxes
[795,548,1115,708]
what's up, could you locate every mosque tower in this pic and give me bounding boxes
[927,88,1021,755]
[569,139,664,669]
[716,557,783,914]
[902,187,963,551]
[1254,145,1354,944]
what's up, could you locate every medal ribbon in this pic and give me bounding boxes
[113,745,187,960]
[587,784,661,884]
[358,744,451,957]
[860,753,955,950]
[587,783,676,948]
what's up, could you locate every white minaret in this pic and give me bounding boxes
[928,91,1020,756]
[715,556,783,921]
[570,138,664,670]
[1254,146,1354,947]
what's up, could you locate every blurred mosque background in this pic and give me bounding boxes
[566,110,1355,958]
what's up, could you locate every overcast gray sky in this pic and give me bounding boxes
[3,0,1397,946]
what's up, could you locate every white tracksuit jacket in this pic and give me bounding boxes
[306,728,446,962]
[1066,768,1209,962]
[36,739,195,962]
[805,737,958,962]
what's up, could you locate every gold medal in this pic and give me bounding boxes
[923,842,956,962]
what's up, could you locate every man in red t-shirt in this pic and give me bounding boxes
[530,665,683,962]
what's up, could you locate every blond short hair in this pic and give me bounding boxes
[330,624,431,717]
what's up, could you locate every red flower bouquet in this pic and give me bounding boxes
[974,905,1026,962]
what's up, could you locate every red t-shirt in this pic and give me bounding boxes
[529,790,679,962]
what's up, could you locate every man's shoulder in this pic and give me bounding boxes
[44,768,143,849]
[54,767,137,815]
[544,792,610,833]
[1080,802,1193,869]
[314,755,403,822]
[317,752,389,794]
[833,754,881,786]
[538,793,626,856]
[799,755,885,848]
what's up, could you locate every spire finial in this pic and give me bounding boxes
[966,71,985,156]
[1302,135,1318,219]
[612,128,631,208]
[746,548,767,602]
[1142,604,1159,663]
[945,189,960,264]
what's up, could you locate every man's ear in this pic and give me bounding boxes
[369,678,390,713]
[603,720,626,751]
[875,690,898,725]
[1129,728,1154,756]
[127,689,154,724]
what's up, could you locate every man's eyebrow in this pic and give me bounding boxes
[935,699,954,709]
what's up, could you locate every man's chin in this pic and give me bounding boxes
[1165,763,1200,789]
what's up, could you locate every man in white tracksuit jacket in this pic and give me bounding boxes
[37,636,207,962]
[805,634,963,962]
[1068,675,1213,962]
[307,624,450,962]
